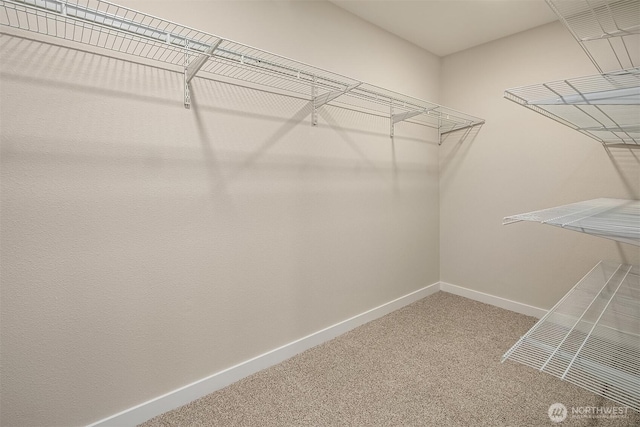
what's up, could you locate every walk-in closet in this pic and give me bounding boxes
[1,1,638,426]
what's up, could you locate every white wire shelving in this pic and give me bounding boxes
[502,261,640,412]
[503,1,640,413]
[547,0,640,74]
[0,0,485,143]
[503,198,640,246]
[505,1,640,147]
[504,68,640,147]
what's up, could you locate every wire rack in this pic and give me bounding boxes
[503,198,640,246]
[547,0,640,73]
[502,261,639,412]
[505,69,640,146]
[0,0,484,142]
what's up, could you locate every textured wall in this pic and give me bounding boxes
[440,21,640,309]
[0,1,441,426]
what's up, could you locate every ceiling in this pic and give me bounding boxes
[329,0,559,57]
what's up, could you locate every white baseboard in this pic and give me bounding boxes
[88,282,440,427]
[439,281,547,319]
[88,281,543,426]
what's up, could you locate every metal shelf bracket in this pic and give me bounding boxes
[390,107,433,139]
[311,82,361,126]
[184,39,222,108]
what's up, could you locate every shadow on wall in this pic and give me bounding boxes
[605,146,640,200]
[0,36,181,106]
[0,34,434,151]
[441,123,484,147]
[607,146,640,264]
[1,33,447,143]
[615,241,639,265]
[319,107,383,172]
[190,89,314,198]
[1,31,444,427]
[189,89,230,202]
[1,33,439,209]
[439,124,484,178]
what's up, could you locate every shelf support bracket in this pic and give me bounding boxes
[311,82,361,126]
[184,39,222,108]
[391,107,436,139]
[392,109,427,124]
[390,103,394,139]
[440,121,482,136]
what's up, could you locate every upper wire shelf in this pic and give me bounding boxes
[503,198,640,246]
[505,68,640,147]
[0,0,485,143]
[547,0,640,74]
[502,260,640,412]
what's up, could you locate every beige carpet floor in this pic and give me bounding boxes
[140,292,639,426]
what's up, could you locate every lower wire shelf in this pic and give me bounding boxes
[502,261,639,412]
[503,198,640,247]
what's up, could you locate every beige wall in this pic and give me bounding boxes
[0,1,441,426]
[440,21,640,309]
[5,3,637,426]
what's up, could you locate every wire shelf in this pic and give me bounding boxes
[505,69,640,146]
[0,0,485,142]
[504,198,640,246]
[547,0,640,73]
[502,261,640,412]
